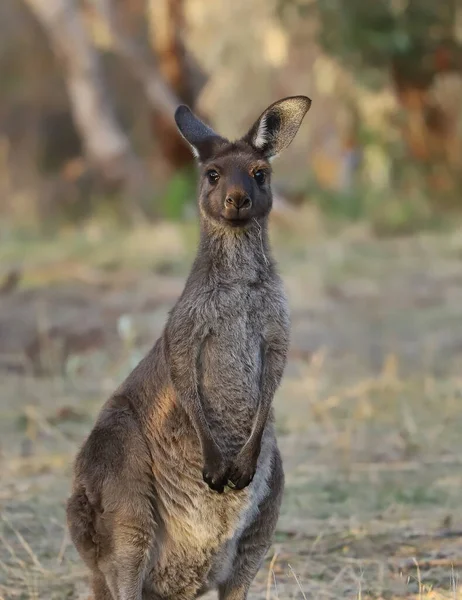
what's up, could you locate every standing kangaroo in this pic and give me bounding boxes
[67,96,311,600]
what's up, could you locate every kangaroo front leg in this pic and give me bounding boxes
[165,323,230,493]
[228,333,288,490]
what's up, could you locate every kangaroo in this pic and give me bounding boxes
[67,96,311,600]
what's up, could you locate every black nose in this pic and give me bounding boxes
[225,195,252,209]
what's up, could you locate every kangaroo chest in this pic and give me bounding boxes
[198,283,272,445]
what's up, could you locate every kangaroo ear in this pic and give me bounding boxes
[243,96,311,159]
[175,105,227,162]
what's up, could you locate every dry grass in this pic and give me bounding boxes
[2,218,462,599]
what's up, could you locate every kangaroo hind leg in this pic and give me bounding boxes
[68,410,156,600]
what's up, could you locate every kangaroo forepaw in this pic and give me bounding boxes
[202,449,230,493]
[227,457,257,491]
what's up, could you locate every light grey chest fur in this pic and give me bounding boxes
[201,284,266,387]
[196,279,282,442]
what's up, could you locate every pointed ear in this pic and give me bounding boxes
[243,96,311,159]
[175,105,227,162]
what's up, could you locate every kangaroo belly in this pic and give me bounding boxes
[149,430,252,598]
[148,431,274,600]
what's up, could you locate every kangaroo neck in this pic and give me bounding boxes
[196,218,274,282]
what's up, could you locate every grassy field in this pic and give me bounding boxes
[2,213,462,599]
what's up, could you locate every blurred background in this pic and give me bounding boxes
[2,1,462,599]
[4,0,462,230]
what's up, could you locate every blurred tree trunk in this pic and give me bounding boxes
[23,0,207,220]
[90,0,205,170]
[147,0,207,169]
[23,0,145,193]
[91,0,181,120]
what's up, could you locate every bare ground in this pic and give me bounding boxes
[2,215,462,599]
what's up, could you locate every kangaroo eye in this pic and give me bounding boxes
[206,170,220,184]
[253,170,266,185]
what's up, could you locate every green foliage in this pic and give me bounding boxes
[160,168,197,221]
[310,186,441,236]
[370,191,442,236]
[279,0,462,228]
[313,189,368,221]
[281,0,460,88]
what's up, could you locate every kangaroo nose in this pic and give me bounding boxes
[225,195,252,209]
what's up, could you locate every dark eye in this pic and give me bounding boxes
[253,170,266,185]
[206,170,220,184]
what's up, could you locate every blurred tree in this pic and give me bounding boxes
[283,0,462,201]
[21,0,206,215]
[23,0,141,189]
[90,0,204,170]
[147,0,207,169]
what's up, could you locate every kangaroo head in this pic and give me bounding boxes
[175,96,311,229]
